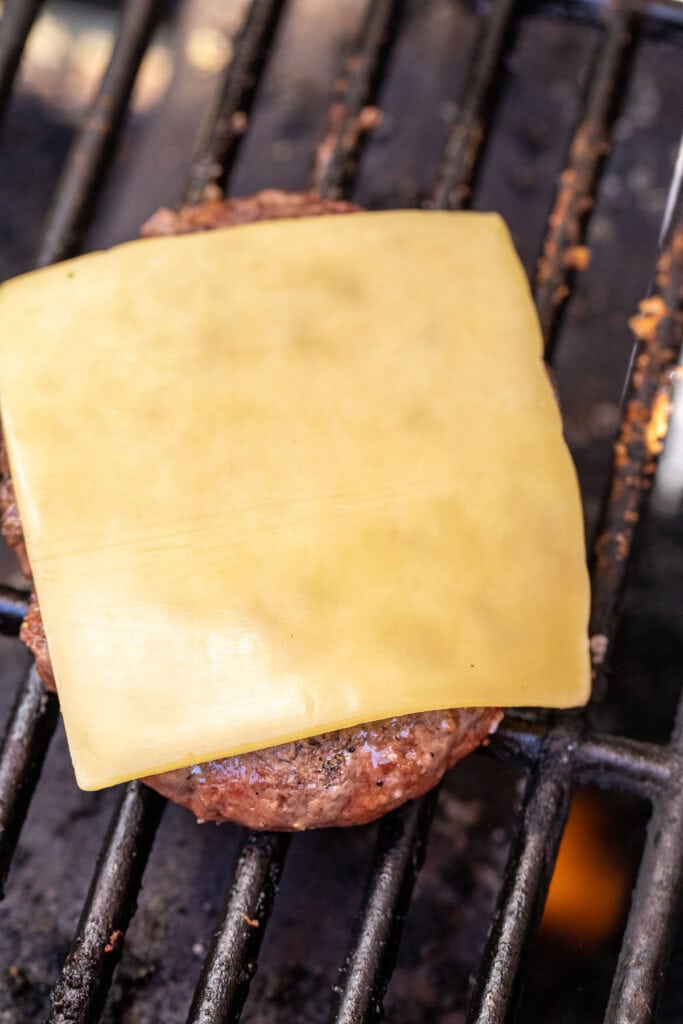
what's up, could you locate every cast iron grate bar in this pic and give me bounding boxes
[499,716,673,796]
[184,0,287,206]
[0,665,58,897]
[534,0,642,352]
[604,701,683,1023]
[526,0,683,36]
[467,735,574,1023]
[0,0,44,123]
[329,788,441,1024]
[47,782,165,1024]
[589,219,683,685]
[185,831,291,1024]
[0,583,29,636]
[37,0,162,267]
[431,0,519,211]
[0,0,167,893]
[311,0,402,199]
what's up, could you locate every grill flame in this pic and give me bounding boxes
[542,790,630,947]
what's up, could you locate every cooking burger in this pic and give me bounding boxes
[0,192,590,830]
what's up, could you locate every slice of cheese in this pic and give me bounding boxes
[0,211,590,790]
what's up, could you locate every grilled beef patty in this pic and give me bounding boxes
[143,709,501,830]
[2,189,502,830]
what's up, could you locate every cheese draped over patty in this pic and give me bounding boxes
[0,211,590,790]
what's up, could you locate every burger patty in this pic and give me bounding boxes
[143,709,501,831]
[1,189,502,830]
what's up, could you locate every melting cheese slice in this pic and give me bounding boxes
[0,211,590,790]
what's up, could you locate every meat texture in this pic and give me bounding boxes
[141,189,359,236]
[143,709,502,830]
[0,434,30,577]
[1,189,502,830]
[21,592,56,692]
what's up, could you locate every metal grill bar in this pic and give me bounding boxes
[466,738,574,1023]
[431,0,518,211]
[497,717,674,795]
[185,831,290,1024]
[0,0,44,121]
[329,789,440,1024]
[36,0,162,267]
[0,666,58,896]
[310,0,401,199]
[0,583,29,636]
[47,782,165,1024]
[604,731,683,1022]
[590,223,683,674]
[184,0,286,206]
[530,0,683,37]
[533,0,641,351]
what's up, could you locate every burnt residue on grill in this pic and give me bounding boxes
[310,0,400,199]
[590,227,683,682]
[534,0,641,352]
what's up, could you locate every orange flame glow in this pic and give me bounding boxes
[542,790,629,947]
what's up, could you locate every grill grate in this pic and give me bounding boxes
[0,1,682,1022]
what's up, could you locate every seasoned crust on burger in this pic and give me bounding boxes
[0,435,31,578]
[141,189,360,237]
[143,708,502,830]
[20,593,56,692]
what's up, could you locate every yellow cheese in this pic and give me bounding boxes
[0,211,590,790]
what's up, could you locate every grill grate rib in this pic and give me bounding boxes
[467,744,574,1023]
[0,0,44,122]
[36,0,163,267]
[329,788,441,1024]
[604,716,683,1023]
[0,583,29,637]
[0,1,682,1022]
[533,0,642,350]
[47,782,165,1024]
[0,666,58,896]
[590,224,683,665]
[186,831,290,1024]
[311,0,401,199]
[184,0,286,206]
[432,0,518,211]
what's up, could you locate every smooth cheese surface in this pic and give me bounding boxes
[0,211,590,790]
